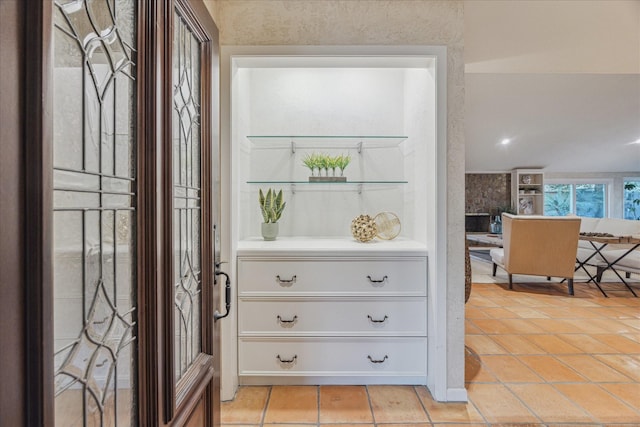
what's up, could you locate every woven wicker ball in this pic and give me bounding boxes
[351,214,378,242]
[374,211,401,240]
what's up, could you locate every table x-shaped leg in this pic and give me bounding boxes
[575,240,608,297]
[597,243,639,297]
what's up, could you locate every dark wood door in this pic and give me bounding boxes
[0,1,221,426]
[162,1,221,426]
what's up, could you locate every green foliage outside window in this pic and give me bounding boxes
[624,181,640,220]
[544,184,571,216]
[544,183,606,218]
[575,184,605,218]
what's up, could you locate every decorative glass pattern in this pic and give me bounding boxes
[172,13,202,382]
[53,0,137,425]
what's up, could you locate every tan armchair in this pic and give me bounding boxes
[490,214,581,295]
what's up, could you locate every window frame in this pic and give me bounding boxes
[544,178,613,218]
[623,177,640,220]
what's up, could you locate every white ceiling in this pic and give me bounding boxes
[464,0,640,173]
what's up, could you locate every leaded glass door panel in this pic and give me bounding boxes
[165,1,219,425]
[52,0,138,425]
[45,0,219,425]
[173,12,203,384]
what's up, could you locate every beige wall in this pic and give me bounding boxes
[465,0,640,74]
[203,0,220,28]
[205,0,466,400]
[215,0,462,46]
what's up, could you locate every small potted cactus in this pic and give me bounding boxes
[259,188,286,241]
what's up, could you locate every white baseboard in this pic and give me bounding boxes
[446,387,468,402]
[239,376,428,386]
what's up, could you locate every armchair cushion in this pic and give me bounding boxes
[592,218,640,236]
[490,248,504,266]
[578,217,600,233]
[600,249,640,272]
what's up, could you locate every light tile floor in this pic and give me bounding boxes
[221,260,640,426]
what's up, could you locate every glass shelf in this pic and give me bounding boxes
[246,135,408,151]
[247,180,408,185]
[246,180,408,193]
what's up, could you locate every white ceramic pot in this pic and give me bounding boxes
[261,222,279,241]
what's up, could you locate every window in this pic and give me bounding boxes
[624,178,640,220]
[544,184,572,216]
[544,182,608,218]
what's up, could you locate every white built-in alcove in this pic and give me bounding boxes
[234,60,434,241]
[220,46,456,402]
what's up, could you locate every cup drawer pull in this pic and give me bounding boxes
[367,315,388,323]
[367,275,388,284]
[277,354,297,364]
[367,355,389,364]
[277,315,298,324]
[276,275,297,286]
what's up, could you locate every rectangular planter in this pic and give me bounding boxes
[309,176,347,182]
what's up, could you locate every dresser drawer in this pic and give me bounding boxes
[238,257,427,296]
[238,297,427,336]
[239,337,427,377]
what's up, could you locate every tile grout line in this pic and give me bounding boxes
[502,381,592,425]
[545,379,619,425]
[592,353,640,382]
[364,385,378,427]
[551,378,640,421]
[411,385,434,426]
[547,351,634,383]
[471,355,546,425]
[474,353,546,384]
[455,386,491,427]
[260,385,273,427]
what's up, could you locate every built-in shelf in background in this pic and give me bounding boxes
[247,135,407,152]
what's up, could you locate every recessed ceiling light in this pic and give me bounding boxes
[501,138,511,145]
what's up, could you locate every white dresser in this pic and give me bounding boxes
[237,238,428,385]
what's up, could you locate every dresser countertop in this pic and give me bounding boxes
[237,237,428,257]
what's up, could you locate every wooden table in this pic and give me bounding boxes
[466,233,503,247]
